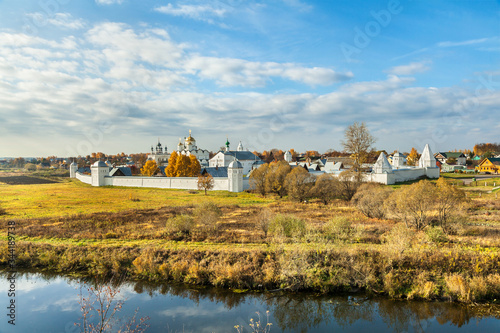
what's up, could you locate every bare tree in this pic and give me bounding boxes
[77,282,149,333]
[341,122,376,173]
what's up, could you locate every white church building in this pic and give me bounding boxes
[209,139,261,175]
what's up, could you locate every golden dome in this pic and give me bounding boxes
[185,130,196,143]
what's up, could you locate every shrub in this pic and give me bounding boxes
[166,215,195,235]
[382,223,413,256]
[425,226,448,243]
[322,216,355,243]
[269,214,306,239]
[0,206,6,216]
[351,183,392,219]
[256,208,272,239]
[193,202,222,234]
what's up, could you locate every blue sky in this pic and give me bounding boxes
[0,0,499,157]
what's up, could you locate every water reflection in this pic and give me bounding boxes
[0,271,499,333]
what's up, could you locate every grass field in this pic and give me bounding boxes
[0,178,273,219]
[1,173,500,304]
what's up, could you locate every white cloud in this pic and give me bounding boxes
[155,3,229,23]
[184,56,352,87]
[386,61,431,76]
[437,37,492,48]
[95,0,124,5]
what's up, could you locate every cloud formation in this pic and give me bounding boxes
[386,61,431,76]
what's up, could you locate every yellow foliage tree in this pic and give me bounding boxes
[175,154,190,177]
[140,160,158,177]
[407,147,419,166]
[188,155,201,177]
[165,151,178,177]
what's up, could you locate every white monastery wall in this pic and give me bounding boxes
[75,172,92,185]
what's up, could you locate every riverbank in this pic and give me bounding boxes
[1,178,500,303]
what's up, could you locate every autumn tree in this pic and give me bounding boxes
[341,122,376,173]
[140,160,158,176]
[351,183,392,219]
[311,173,340,205]
[384,180,436,230]
[175,154,191,177]
[285,167,314,202]
[289,149,298,161]
[406,147,419,166]
[434,178,468,234]
[265,161,292,198]
[197,174,214,195]
[165,151,178,177]
[249,163,269,196]
[188,154,201,177]
[337,170,362,201]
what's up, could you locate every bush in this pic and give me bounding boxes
[351,183,392,219]
[166,215,195,235]
[193,202,222,234]
[256,208,272,239]
[425,226,448,243]
[382,223,413,256]
[269,214,306,239]
[322,216,355,242]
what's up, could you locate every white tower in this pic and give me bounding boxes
[228,160,243,192]
[372,152,393,174]
[91,160,109,186]
[418,144,437,168]
[69,161,77,178]
[284,151,292,163]
[237,141,244,152]
[392,151,406,169]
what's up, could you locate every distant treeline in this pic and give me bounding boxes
[473,143,500,156]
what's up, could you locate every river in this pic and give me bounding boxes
[0,272,499,332]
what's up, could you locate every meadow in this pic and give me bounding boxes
[1,171,500,305]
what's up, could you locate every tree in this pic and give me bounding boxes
[188,155,201,177]
[78,283,149,333]
[311,173,340,205]
[341,122,376,172]
[338,170,362,201]
[165,151,178,177]
[285,167,314,202]
[197,174,214,195]
[434,178,467,234]
[249,163,269,196]
[140,160,158,177]
[175,154,191,177]
[406,147,419,166]
[265,161,292,198]
[384,180,436,230]
[352,183,392,219]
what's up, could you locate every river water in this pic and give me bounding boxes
[0,272,499,333]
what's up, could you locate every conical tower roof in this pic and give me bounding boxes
[418,144,436,168]
[373,152,393,174]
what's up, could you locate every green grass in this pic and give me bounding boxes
[0,179,273,220]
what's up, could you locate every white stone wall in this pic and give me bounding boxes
[75,172,92,185]
[367,167,440,185]
[104,176,230,191]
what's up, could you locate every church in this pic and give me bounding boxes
[147,130,210,167]
[209,138,262,175]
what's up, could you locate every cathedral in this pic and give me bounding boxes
[176,130,210,166]
[148,130,210,167]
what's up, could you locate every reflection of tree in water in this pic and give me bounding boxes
[264,294,375,332]
[376,298,478,332]
[130,280,247,310]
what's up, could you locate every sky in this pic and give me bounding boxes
[0,0,499,157]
